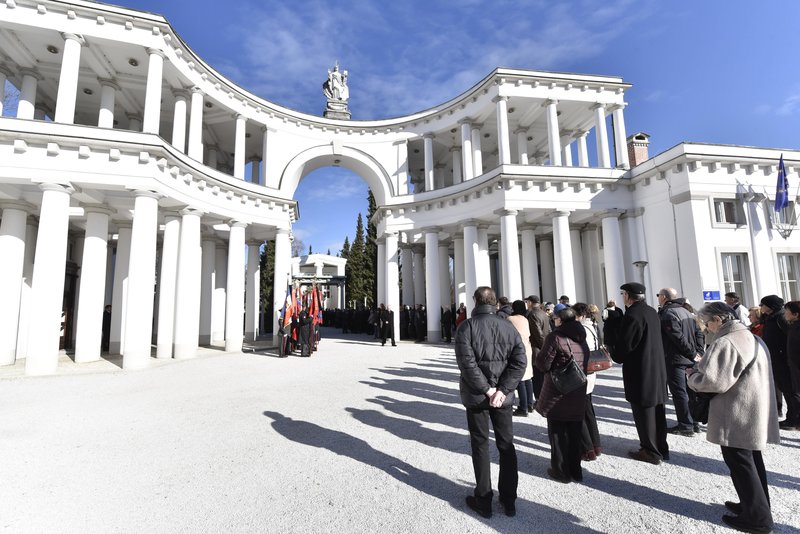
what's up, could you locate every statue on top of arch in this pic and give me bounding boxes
[322,61,351,120]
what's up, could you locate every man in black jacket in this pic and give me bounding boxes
[658,288,704,436]
[760,294,798,428]
[455,286,526,519]
[607,282,669,465]
[525,295,551,401]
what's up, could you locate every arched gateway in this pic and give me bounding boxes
[1,1,798,375]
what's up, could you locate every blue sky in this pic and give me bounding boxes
[90,2,800,252]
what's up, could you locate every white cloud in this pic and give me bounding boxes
[777,92,800,116]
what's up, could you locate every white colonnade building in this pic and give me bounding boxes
[1,0,798,374]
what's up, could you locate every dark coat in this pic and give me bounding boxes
[761,311,788,365]
[525,307,551,353]
[496,304,513,319]
[609,300,667,407]
[534,320,588,421]
[455,304,527,408]
[658,299,702,366]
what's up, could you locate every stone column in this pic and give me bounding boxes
[0,202,30,366]
[413,247,426,307]
[601,212,626,302]
[225,221,247,352]
[260,127,269,186]
[245,241,261,341]
[234,114,247,179]
[476,224,491,287]
[463,222,479,315]
[401,246,414,307]
[515,129,529,165]
[581,227,598,307]
[109,223,131,354]
[74,206,112,363]
[576,131,589,167]
[97,79,119,129]
[450,147,462,185]
[612,104,630,169]
[188,87,204,161]
[171,89,189,153]
[423,133,435,192]
[127,113,142,132]
[122,191,160,370]
[471,124,483,176]
[17,68,42,120]
[272,229,291,345]
[173,208,202,359]
[438,243,451,309]
[199,236,216,345]
[142,48,165,134]
[385,232,400,338]
[0,65,10,116]
[15,220,37,362]
[250,159,260,184]
[213,241,228,344]
[207,146,219,170]
[545,99,562,166]
[520,225,539,298]
[453,235,466,308]
[377,238,386,305]
[562,143,573,167]
[54,33,84,124]
[459,119,474,181]
[494,96,511,165]
[593,103,611,168]
[552,210,576,302]
[498,209,522,301]
[25,184,73,375]
[156,213,180,359]
[570,227,587,302]
[424,229,442,342]
[539,238,556,302]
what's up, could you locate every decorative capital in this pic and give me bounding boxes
[492,95,508,104]
[82,204,116,217]
[542,99,558,107]
[171,87,190,99]
[97,78,121,91]
[457,117,473,126]
[60,33,85,46]
[145,47,167,59]
[423,132,435,140]
[495,208,518,217]
[39,182,74,195]
[591,102,607,112]
[18,68,44,81]
[228,219,248,229]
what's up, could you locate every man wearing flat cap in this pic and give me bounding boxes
[760,295,799,428]
[607,282,669,465]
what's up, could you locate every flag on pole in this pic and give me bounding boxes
[775,154,789,212]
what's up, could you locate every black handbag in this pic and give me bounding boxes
[550,339,587,394]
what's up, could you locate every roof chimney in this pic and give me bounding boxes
[627,132,650,167]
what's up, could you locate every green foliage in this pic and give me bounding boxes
[366,190,378,305]
[259,240,275,332]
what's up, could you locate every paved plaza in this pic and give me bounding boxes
[1,328,798,533]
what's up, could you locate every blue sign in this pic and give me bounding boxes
[703,291,721,301]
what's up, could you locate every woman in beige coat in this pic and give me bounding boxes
[687,302,780,534]
[508,300,533,417]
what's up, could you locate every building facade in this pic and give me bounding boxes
[0,0,797,374]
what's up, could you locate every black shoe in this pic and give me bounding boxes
[547,468,571,483]
[779,420,799,430]
[500,501,516,517]
[725,501,743,515]
[667,425,695,437]
[694,423,701,433]
[465,496,492,519]
[512,409,528,417]
[721,514,772,533]
[527,404,534,413]
[628,448,661,465]
[392,344,397,347]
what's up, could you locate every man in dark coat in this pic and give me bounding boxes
[442,305,453,343]
[760,294,798,427]
[525,295,551,402]
[379,304,396,347]
[607,282,669,465]
[455,286,526,519]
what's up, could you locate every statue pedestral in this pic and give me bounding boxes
[322,62,351,120]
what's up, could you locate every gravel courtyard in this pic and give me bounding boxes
[1,328,798,533]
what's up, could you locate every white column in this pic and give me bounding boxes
[520,226,539,298]
[245,242,261,341]
[0,203,29,366]
[17,68,42,120]
[463,222,479,315]
[142,48,165,134]
[385,232,400,338]
[15,221,37,361]
[438,243,451,309]
[199,237,216,345]
[498,210,522,301]
[570,227,587,303]
[450,147,462,185]
[54,33,84,124]
[127,113,142,132]
[401,246,414,306]
[576,131,589,167]
[173,209,202,359]
[552,210,576,302]
[471,124,483,176]
[97,79,119,129]
[581,229,598,307]
[562,143,573,167]
[225,222,247,352]
[413,247,426,307]
[593,103,611,168]
[212,242,228,343]
[234,114,247,179]
[460,119,474,180]
[476,225,491,287]
[377,239,386,305]
[612,104,630,169]
[156,213,180,359]
[171,89,189,153]
[188,87,204,161]
[539,238,556,302]
[74,207,111,363]
[122,191,160,370]
[601,213,626,302]
[424,229,441,342]
[545,99,562,166]
[272,229,291,346]
[515,129,529,165]
[585,227,605,308]
[25,184,72,375]
[423,133,435,192]
[453,235,466,308]
[207,146,219,170]
[494,96,511,165]
[109,223,131,354]
[495,238,503,296]
[250,159,260,184]
[259,127,269,186]
[0,65,10,116]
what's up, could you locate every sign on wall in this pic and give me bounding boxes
[703,291,721,301]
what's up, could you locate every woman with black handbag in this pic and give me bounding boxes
[573,303,603,461]
[535,307,589,483]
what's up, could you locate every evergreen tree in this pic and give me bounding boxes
[259,240,275,333]
[341,236,350,258]
[308,244,313,255]
[347,213,368,306]
[365,190,378,305]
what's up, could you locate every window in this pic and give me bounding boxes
[714,199,744,225]
[777,253,800,301]
[721,253,751,302]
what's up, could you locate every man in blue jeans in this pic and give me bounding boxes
[455,286,526,519]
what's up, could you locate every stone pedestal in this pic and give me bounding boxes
[323,99,351,120]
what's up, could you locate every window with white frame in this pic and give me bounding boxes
[777,253,800,301]
[721,253,751,302]
[713,199,745,225]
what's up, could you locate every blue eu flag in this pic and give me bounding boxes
[775,155,789,211]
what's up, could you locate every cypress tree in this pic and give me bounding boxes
[259,240,275,333]
[365,190,378,306]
